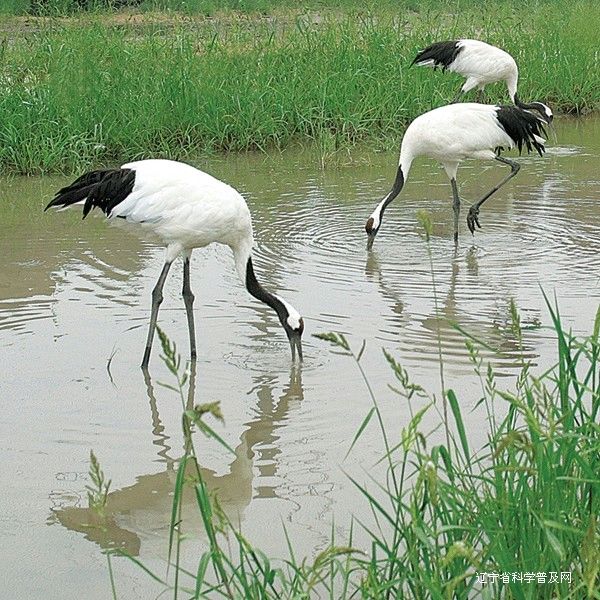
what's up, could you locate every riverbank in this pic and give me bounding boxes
[1,2,598,174]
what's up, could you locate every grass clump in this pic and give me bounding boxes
[102,295,600,598]
[1,1,599,173]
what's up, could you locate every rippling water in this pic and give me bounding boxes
[1,116,599,598]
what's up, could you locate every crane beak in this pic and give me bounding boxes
[365,217,378,250]
[288,331,303,363]
[366,231,377,250]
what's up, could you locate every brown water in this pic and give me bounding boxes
[1,116,599,598]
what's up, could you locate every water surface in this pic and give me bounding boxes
[1,116,599,598]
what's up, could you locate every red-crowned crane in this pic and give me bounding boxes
[365,102,549,249]
[411,39,553,122]
[45,159,304,368]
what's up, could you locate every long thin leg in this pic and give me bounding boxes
[475,88,484,103]
[141,260,173,369]
[182,256,197,361]
[451,177,460,246]
[186,358,197,412]
[183,359,198,456]
[467,156,521,234]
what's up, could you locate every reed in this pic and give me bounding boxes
[1,1,599,174]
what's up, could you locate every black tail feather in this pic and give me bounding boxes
[411,40,462,71]
[495,105,547,157]
[45,168,136,218]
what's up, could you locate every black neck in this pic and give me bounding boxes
[514,94,543,113]
[381,165,405,217]
[245,257,287,323]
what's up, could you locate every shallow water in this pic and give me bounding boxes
[1,116,599,598]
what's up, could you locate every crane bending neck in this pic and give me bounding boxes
[507,71,518,104]
[375,163,406,223]
[513,94,552,123]
[514,94,532,109]
[245,256,288,324]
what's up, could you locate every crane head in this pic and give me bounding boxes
[530,102,553,124]
[365,216,379,250]
[272,294,304,362]
[286,317,304,362]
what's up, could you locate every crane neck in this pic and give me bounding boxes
[245,257,288,324]
[507,70,518,104]
[369,162,407,230]
[513,94,553,123]
[398,146,414,180]
[232,238,288,322]
[514,94,531,109]
[233,236,253,282]
[384,163,406,211]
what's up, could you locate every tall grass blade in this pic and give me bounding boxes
[446,389,470,466]
[167,454,187,578]
[345,406,376,460]
[194,553,211,599]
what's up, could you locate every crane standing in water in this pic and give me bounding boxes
[365,102,549,249]
[45,159,304,368]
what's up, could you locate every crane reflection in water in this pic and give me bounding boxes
[48,363,304,558]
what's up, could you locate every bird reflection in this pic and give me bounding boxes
[364,252,405,322]
[244,365,303,499]
[48,362,304,557]
[143,369,175,468]
[365,247,539,369]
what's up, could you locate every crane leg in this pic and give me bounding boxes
[142,260,173,369]
[183,359,198,454]
[182,256,197,361]
[451,178,460,246]
[475,88,484,103]
[467,156,521,234]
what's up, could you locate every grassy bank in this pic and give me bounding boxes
[1,1,599,174]
[101,291,600,599]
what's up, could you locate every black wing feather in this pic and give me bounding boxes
[45,168,136,219]
[411,40,462,71]
[495,105,547,157]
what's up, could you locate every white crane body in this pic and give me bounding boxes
[365,103,547,248]
[45,159,304,366]
[113,161,252,260]
[412,39,519,102]
[399,103,517,177]
[448,40,517,96]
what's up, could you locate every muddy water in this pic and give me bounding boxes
[1,116,599,598]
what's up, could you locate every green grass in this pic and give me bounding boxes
[0,0,543,17]
[94,286,600,599]
[1,1,599,174]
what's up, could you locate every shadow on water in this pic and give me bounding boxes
[47,362,304,557]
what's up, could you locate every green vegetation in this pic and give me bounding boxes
[0,0,547,17]
[1,1,599,174]
[96,287,600,598]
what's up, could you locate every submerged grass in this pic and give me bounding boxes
[99,289,600,599]
[1,0,599,174]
